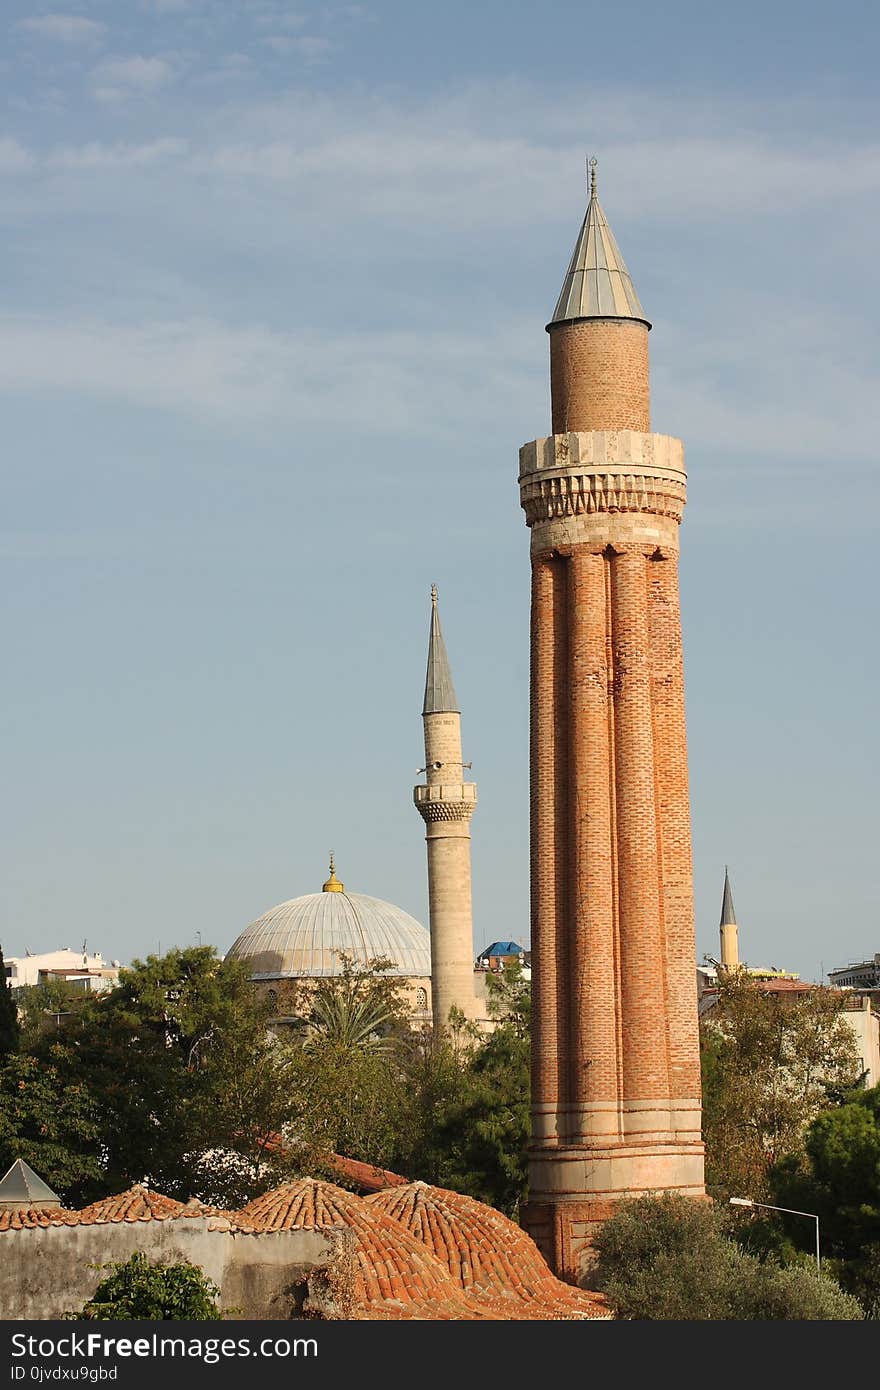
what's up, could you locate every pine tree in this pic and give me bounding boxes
[0,945,21,1059]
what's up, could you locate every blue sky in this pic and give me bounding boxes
[2,0,878,983]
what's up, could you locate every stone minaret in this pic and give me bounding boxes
[719,867,739,970]
[414,587,478,1032]
[518,164,705,1282]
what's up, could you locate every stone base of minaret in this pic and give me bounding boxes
[522,1129,705,1285]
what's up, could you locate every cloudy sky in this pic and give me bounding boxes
[3,0,878,983]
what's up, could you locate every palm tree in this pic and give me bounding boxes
[305,958,404,1054]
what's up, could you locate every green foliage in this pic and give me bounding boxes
[292,960,531,1216]
[306,956,409,1053]
[411,962,531,1216]
[591,1193,862,1320]
[771,1084,880,1312]
[30,946,311,1202]
[700,972,861,1199]
[0,1053,102,1204]
[0,946,20,1060]
[16,979,92,1047]
[71,1252,222,1320]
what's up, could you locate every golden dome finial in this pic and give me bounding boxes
[589,155,597,198]
[431,583,438,608]
[323,851,344,893]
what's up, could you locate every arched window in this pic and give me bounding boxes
[415,987,428,1011]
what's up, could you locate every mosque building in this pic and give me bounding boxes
[226,854,434,1025]
[228,589,491,1030]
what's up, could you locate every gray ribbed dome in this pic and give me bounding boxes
[227,891,431,979]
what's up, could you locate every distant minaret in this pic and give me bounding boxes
[414,586,478,1032]
[719,866,739,970]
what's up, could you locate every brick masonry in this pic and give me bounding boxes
[519,323,705,1283]
[550,319,650,435]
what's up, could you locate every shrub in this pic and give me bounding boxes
[71,1252,222,1320]
[591,1193,861,1320]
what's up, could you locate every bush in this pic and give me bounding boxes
[71,1252,222,1320]
[591,1193,861,1320]
[754,1263,864,1320]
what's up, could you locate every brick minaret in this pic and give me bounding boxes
[719,867,739,970]
[414,587,478,1032]
[519,164,705,1282]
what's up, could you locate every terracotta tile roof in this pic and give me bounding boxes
[756,979,812,994]
[238,1177,501,1320]
[247,1136,407,1195]
[0,1206,78,1232]
[0,1173,610,1319]
[366,1182,610,1319]
[0,1186,258,1234]
[76,1185,189,1224]
[328,1155,408,1193]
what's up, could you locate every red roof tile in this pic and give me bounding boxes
[328,1155,408,1193]
[366,1182,610,1319]
[238,1177,501,1320]
[0,1207,78,1232]
[76,1185,188,1224]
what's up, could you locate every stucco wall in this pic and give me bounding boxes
[0,1217,342,1321]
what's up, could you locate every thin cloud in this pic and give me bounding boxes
[0,136,34,173]
[263,35,331,58]
[48,138,188,170]
[16,14,106,43]
[91,55,176,102]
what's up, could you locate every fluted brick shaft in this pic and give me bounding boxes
[610,549,671,1106]
[648,557,702,1104]
[529,556,566,1141]
[566,549,620,1141]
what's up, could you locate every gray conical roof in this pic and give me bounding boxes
[0,1158,59,1206]
[549,166,649,328]
[720,868,737,927]
[422,586,458,715]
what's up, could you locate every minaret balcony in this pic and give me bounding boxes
[413,782,477,823]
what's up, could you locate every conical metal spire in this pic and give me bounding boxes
[422,584,459,715]
[548,160,649,329]
[720,866,737,927]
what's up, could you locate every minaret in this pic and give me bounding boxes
[518,162,705,1282]
[414,586,478,1032]
[719,867,739,970]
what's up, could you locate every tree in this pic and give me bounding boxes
[700,972,861,1199]
[305,956,410,1053]
[71,1252,221,1320]
[188,1019,317,1209]
[34,946,298,1200]
[772,1084,880,1312]
[420,961,531,1216]
[591,1193,861,1320]
[0,945,20,1060]
[16,978,92,1047]
[0,1053,102,1204]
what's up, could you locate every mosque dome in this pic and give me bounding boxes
[227,857,431,980]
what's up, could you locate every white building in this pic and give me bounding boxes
[4,948,120,994]
[829,954,880,990]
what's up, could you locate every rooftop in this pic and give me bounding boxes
[1,1172,610,1320]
